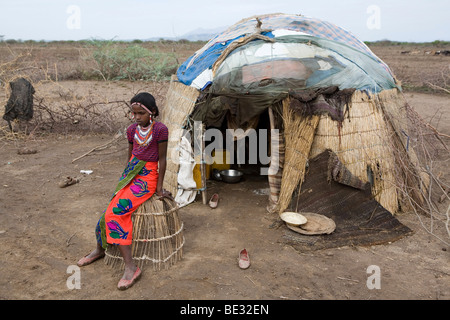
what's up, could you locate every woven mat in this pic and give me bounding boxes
[281,150,413,251]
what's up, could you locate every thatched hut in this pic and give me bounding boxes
[160,13,432,219]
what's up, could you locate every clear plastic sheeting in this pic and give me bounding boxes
[176,13,397,93]
[211,36,398,95]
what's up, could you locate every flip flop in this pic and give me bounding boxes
[77,252,105,267]
[209,193,219,209]
[238,248,250,269]
[118,267,142,290]
[59,176,79,188]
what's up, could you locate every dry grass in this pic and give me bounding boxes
[370,44,450,93]
[310,90,400,214]
[0,41,203,82]
[160,75,200,196]
[278,98,319,214]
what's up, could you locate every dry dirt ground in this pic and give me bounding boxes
[0,44,449,303]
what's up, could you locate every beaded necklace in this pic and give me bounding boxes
[134,121,155,147]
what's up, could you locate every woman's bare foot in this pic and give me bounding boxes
[77,245,105,267]
[121,264,138,280]
[117,245,141,290]
[118,266,142,290]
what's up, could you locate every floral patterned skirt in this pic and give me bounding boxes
[95,157,158,248]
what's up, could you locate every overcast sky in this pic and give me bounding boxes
[1,0,449,42]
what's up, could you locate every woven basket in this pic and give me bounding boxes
[104,195,184,271]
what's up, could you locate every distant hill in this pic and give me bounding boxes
[145,26,228,42]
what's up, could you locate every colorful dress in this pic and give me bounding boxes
[95,121,168,249]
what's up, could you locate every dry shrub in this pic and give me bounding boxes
[425,65,450,94]
[397,100,450,244]
[0,44,171,136]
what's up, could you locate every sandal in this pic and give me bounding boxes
[238,248,250,269]
[59,176,79,188]
[209,193,219,209]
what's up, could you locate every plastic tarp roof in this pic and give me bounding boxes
[177,13,398,94]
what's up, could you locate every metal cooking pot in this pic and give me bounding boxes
[212,169,222,181]
[218,169,243,183]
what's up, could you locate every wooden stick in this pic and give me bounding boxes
[200,123,208,204]
[71,132,122,163]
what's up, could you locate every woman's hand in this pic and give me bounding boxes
[156,188,173,201]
